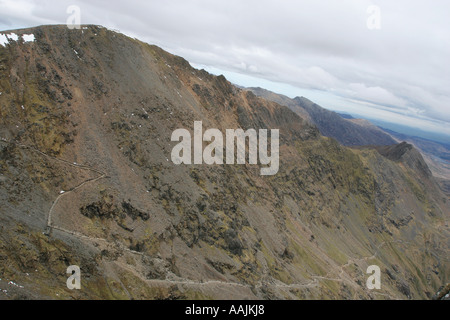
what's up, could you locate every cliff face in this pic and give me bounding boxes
[0,25,448,300]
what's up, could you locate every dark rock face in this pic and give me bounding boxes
[432,284,450,300]
[375,142,414,161]
[80,199,149,221]
[0,25,448,300]
[373,142,433,177]
[121,201,149,221]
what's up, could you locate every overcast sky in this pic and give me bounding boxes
[1,0,449,137]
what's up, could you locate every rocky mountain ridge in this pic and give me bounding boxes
[248,87,397,147]
[0,25,448,300]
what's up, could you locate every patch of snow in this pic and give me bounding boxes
[7,33,18,41]
[108,28,121,33]
[8,281,24,288]
[0,34,8,47]
[22,34,35,42]
[73,49,81,59]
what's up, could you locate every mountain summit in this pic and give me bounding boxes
[0,25,448,300]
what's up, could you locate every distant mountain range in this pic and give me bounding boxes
[338,113,355,119]
[248,87,397,147]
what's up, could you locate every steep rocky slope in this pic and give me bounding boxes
[249,87,397,147]
[381,128,450,197]
[0,25,448,300]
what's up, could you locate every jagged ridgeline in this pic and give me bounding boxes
[0,25,448,300]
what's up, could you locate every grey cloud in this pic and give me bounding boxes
[1,0,449,131]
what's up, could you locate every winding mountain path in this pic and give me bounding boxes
[0,138,107,233]
[1,137,400,298]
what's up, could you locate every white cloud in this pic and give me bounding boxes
[346,83,407,108]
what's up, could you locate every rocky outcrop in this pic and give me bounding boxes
[373,142,433,178]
